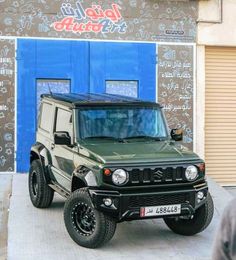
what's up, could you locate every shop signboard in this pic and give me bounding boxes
[0,0,197,42]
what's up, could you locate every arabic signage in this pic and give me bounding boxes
[0,40,15,172]
[158,45,194,150]
[0,0,197,42]
[53,2,127,34]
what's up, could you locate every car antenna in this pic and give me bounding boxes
[48,85,53,97]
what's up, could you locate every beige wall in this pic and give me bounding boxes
[195,45,205,159]
[197,0,236,160]
[198,0,236,46]
[196,1,220,158]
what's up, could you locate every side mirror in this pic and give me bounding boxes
[54,131,71,146]
[171,129,183,141]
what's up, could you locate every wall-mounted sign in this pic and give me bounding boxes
[0,0,197,42]
[52,1,127,35]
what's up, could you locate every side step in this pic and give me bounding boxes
[49,183,70,199]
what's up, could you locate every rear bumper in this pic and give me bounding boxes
[88,182,208,222]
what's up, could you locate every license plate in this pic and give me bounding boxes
[140,204,181,217]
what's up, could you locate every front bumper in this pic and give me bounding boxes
[89,182,208,222]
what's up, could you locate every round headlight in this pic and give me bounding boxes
[185,165,198,181]
[112,169,128,186]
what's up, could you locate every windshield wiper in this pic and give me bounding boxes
[123,135,162,141]
[83,136,124,142]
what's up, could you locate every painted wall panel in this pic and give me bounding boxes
[0,40,15,172]
[158,45,194,150]
[90,42,156,101]
[106,81,138,98]
[17,39,89,172]
[16,39,156,172]
[36,79,71,111]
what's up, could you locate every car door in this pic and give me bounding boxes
[50,105,75,191]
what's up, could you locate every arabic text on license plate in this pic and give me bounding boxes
[140,204,181,217]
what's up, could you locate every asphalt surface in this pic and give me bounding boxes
[0,174,12,260]
[7,175,234,260]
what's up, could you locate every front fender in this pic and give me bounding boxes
[30,143,52,183]
[71,166,99,191]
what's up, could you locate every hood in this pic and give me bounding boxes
[80,140,201,165]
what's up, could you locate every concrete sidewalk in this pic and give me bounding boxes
[225,186,236,197]
[0,174,12,260]
[8,175,233,260]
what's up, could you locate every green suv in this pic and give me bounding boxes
[29,93,214,248]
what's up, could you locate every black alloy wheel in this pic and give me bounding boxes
[163,193,214,236]
[31,171,39,197]
[72,202,96,236]
[64,188,117,248]
[28,159,54,208]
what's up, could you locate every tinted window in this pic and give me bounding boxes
[36,79,70,113]
[106,80,138,98]
[39,102,53,132]
[78,106,167,140]
[56,108,73,137]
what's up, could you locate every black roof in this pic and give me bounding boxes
[41,93,160,108]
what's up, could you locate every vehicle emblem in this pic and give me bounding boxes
[154,170,163,179]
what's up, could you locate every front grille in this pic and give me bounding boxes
[128,166,186,185]
[128,193,189,208]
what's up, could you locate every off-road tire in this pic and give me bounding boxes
[64,188,116,248]
[163,192,214,236]
[29,159,54,208]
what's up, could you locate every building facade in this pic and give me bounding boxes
[0,0,198,173]
[197,0,236,185]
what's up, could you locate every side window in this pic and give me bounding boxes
[55,108,73,138]
[39,102,53,132]
[36,79,71,113]
[106,80,138,98]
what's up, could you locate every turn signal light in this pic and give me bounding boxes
[103,168,111,176]
[198,163,205,172]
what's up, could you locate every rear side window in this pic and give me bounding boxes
[39,102,53,132]
[55,108,73,137]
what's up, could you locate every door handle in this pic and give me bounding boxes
[51,143,55,150]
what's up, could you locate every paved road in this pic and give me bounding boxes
[8,175,233,260]
[0,174,12,260]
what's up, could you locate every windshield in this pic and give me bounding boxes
[77,106,168,141]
